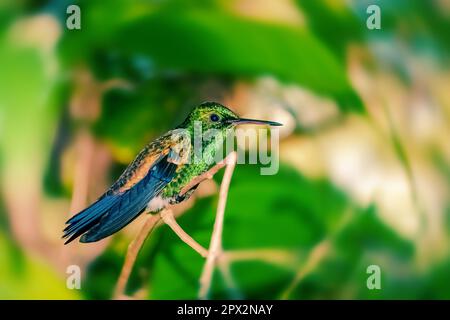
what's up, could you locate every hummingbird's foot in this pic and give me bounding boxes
[171,183,200,204]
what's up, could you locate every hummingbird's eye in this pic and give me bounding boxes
[210,113,220,122]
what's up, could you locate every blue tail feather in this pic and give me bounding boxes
[63,153,177,244]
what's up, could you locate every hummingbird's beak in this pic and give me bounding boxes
[227,118,283,126]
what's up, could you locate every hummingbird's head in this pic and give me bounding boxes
[180,101,282,132]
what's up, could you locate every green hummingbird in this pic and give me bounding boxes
[63,102,281,244]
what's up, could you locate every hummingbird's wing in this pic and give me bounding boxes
[63,132,188,244]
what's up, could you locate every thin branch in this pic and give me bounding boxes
[69,129,94,215]
[279,240,331,300]
[223,249,299,270]
[114,213,161,299]
[279,208,354,299]
[113,154,236,299]
[161,209,208,257]
[199,151,237,299]
[217,254,242,299]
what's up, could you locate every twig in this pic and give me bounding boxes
[217,254,242,299]
[113,154,236,299]
[279,208,354,299]
[69,130,94,215]
[223,249,299,270]
[199,151,237,299]
[114,213,161,299]
[279,240,331,300]
[161,209,208,257]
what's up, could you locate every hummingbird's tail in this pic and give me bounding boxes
[63,153,177,244]
[62,195,121,244]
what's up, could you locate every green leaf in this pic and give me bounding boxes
[114,9,362,112]
[295,0,363,59]
[58,3,363,112]
[93,77,206,154]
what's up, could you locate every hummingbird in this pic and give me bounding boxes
[63,102,281,244]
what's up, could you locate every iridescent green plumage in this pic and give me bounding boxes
[162,102,240,198]
[63,101,281,244]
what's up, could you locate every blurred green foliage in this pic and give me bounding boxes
[84,165,422,299]
[59,1,363,112]
[0,0,449,300]
[0,233,79,299]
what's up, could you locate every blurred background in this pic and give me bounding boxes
[1,0,450,299]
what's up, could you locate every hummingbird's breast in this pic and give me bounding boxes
[161,132,224,199]
[161,162,210,199]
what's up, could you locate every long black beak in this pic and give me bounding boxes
[227,118,283,126]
